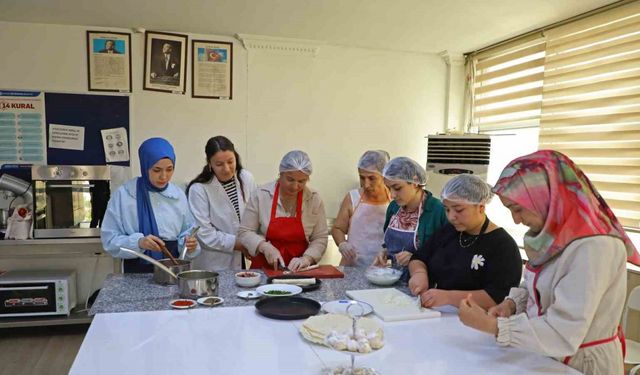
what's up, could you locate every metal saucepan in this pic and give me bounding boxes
[120,247,218,299]
[153,258,191,285]
[177,270,219,299]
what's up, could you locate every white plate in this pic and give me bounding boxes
[256,284,302,297]
[321,299,374,316]
[169,299,197,309]
[236,290,260,299]
[197,296,224,307]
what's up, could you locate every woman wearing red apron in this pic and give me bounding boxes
[238,150,328,272]
[459,150,638,375]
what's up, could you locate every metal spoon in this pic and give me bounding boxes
[179,226,200,260]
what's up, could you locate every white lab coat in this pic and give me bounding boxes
[497,235,627,375]
[188,169,257,271]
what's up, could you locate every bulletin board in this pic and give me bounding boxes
[44,92,130,166]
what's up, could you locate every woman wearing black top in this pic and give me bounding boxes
[408,174,522,310]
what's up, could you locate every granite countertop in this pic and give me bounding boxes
[90,267,409,315]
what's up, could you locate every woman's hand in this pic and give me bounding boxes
[419,289,450,308]
[138,235,164,252]
[289,256,312,272]
[408,272,428,295]
[234,239,251,258]
[488,298,516,318]
[372,250,387,267]
[338,242,357,264]
[185,235,198,253]
[459,294,498,335]
[258,241,284,268]
[394,251,413,266]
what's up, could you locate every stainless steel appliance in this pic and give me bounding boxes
[32,165,110,238]
[0,270,77,317]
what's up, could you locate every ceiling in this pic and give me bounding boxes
[0,0,617,54]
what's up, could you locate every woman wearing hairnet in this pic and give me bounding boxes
[408,174,522,309]
[373,157,448,278]
[332,150,391,266]
[238,150,328,272]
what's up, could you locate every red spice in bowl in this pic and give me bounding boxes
[170,299,196,309]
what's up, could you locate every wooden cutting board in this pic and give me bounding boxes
[263,265,344,279]
[346,288,441,322]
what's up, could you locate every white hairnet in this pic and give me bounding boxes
[357,150,390,175]
[279,150,313,175]
[440,174,493,205]
[382,157,427,186]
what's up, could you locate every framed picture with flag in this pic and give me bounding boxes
[191,39,233,99]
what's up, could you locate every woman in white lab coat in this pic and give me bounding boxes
[459,150,639,375]
[187,136,257,271]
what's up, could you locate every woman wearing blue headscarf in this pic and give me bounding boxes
[101,137,199,273]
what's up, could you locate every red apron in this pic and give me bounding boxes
[250,183,308,269]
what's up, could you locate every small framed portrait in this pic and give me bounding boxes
[191,40,233,99]
[86,31,132,92]
[143,31,188,94]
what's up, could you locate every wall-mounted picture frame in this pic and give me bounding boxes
[191,40,233,99]
[143,31,188,94]
[86,31,132,92]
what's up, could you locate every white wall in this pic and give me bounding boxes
[246,46,446,214]
[0,20,446,218]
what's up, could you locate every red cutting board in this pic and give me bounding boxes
[263,265,344,279]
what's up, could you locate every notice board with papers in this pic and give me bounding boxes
[44,92,130,166]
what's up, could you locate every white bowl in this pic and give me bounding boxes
[256,284,302,297]
[235,271,262,287]
[365,267,402,286]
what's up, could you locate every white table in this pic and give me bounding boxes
[70,306,580,375]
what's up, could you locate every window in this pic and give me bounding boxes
[483,128,540,247]
[470,1,640,231]
[471,35,545,132]
[539,1,640,228]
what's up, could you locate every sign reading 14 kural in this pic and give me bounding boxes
[0,90,47,164]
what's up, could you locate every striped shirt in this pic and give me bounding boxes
[221,179,240,220]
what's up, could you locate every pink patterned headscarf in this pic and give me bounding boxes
[493,150,639,267]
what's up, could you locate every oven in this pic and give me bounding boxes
[32,165,110,238]
[0,270,77,317]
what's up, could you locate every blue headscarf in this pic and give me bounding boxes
[136,138,176,258]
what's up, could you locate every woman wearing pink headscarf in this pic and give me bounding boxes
[459,150,638,375]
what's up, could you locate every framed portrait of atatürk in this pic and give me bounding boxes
[143,31,188,94]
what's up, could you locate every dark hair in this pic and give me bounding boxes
[186,136,246,201]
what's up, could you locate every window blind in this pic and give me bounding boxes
[539,1,640,228]
[471,34,546,131]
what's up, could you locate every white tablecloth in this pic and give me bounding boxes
[70,306,580,375]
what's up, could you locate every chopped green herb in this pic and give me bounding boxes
[264,290,292,295]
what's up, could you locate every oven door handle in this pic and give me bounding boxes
[46,184,95,189]
[0,286,49,291]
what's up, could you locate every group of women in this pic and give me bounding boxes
[100,135,636,374]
